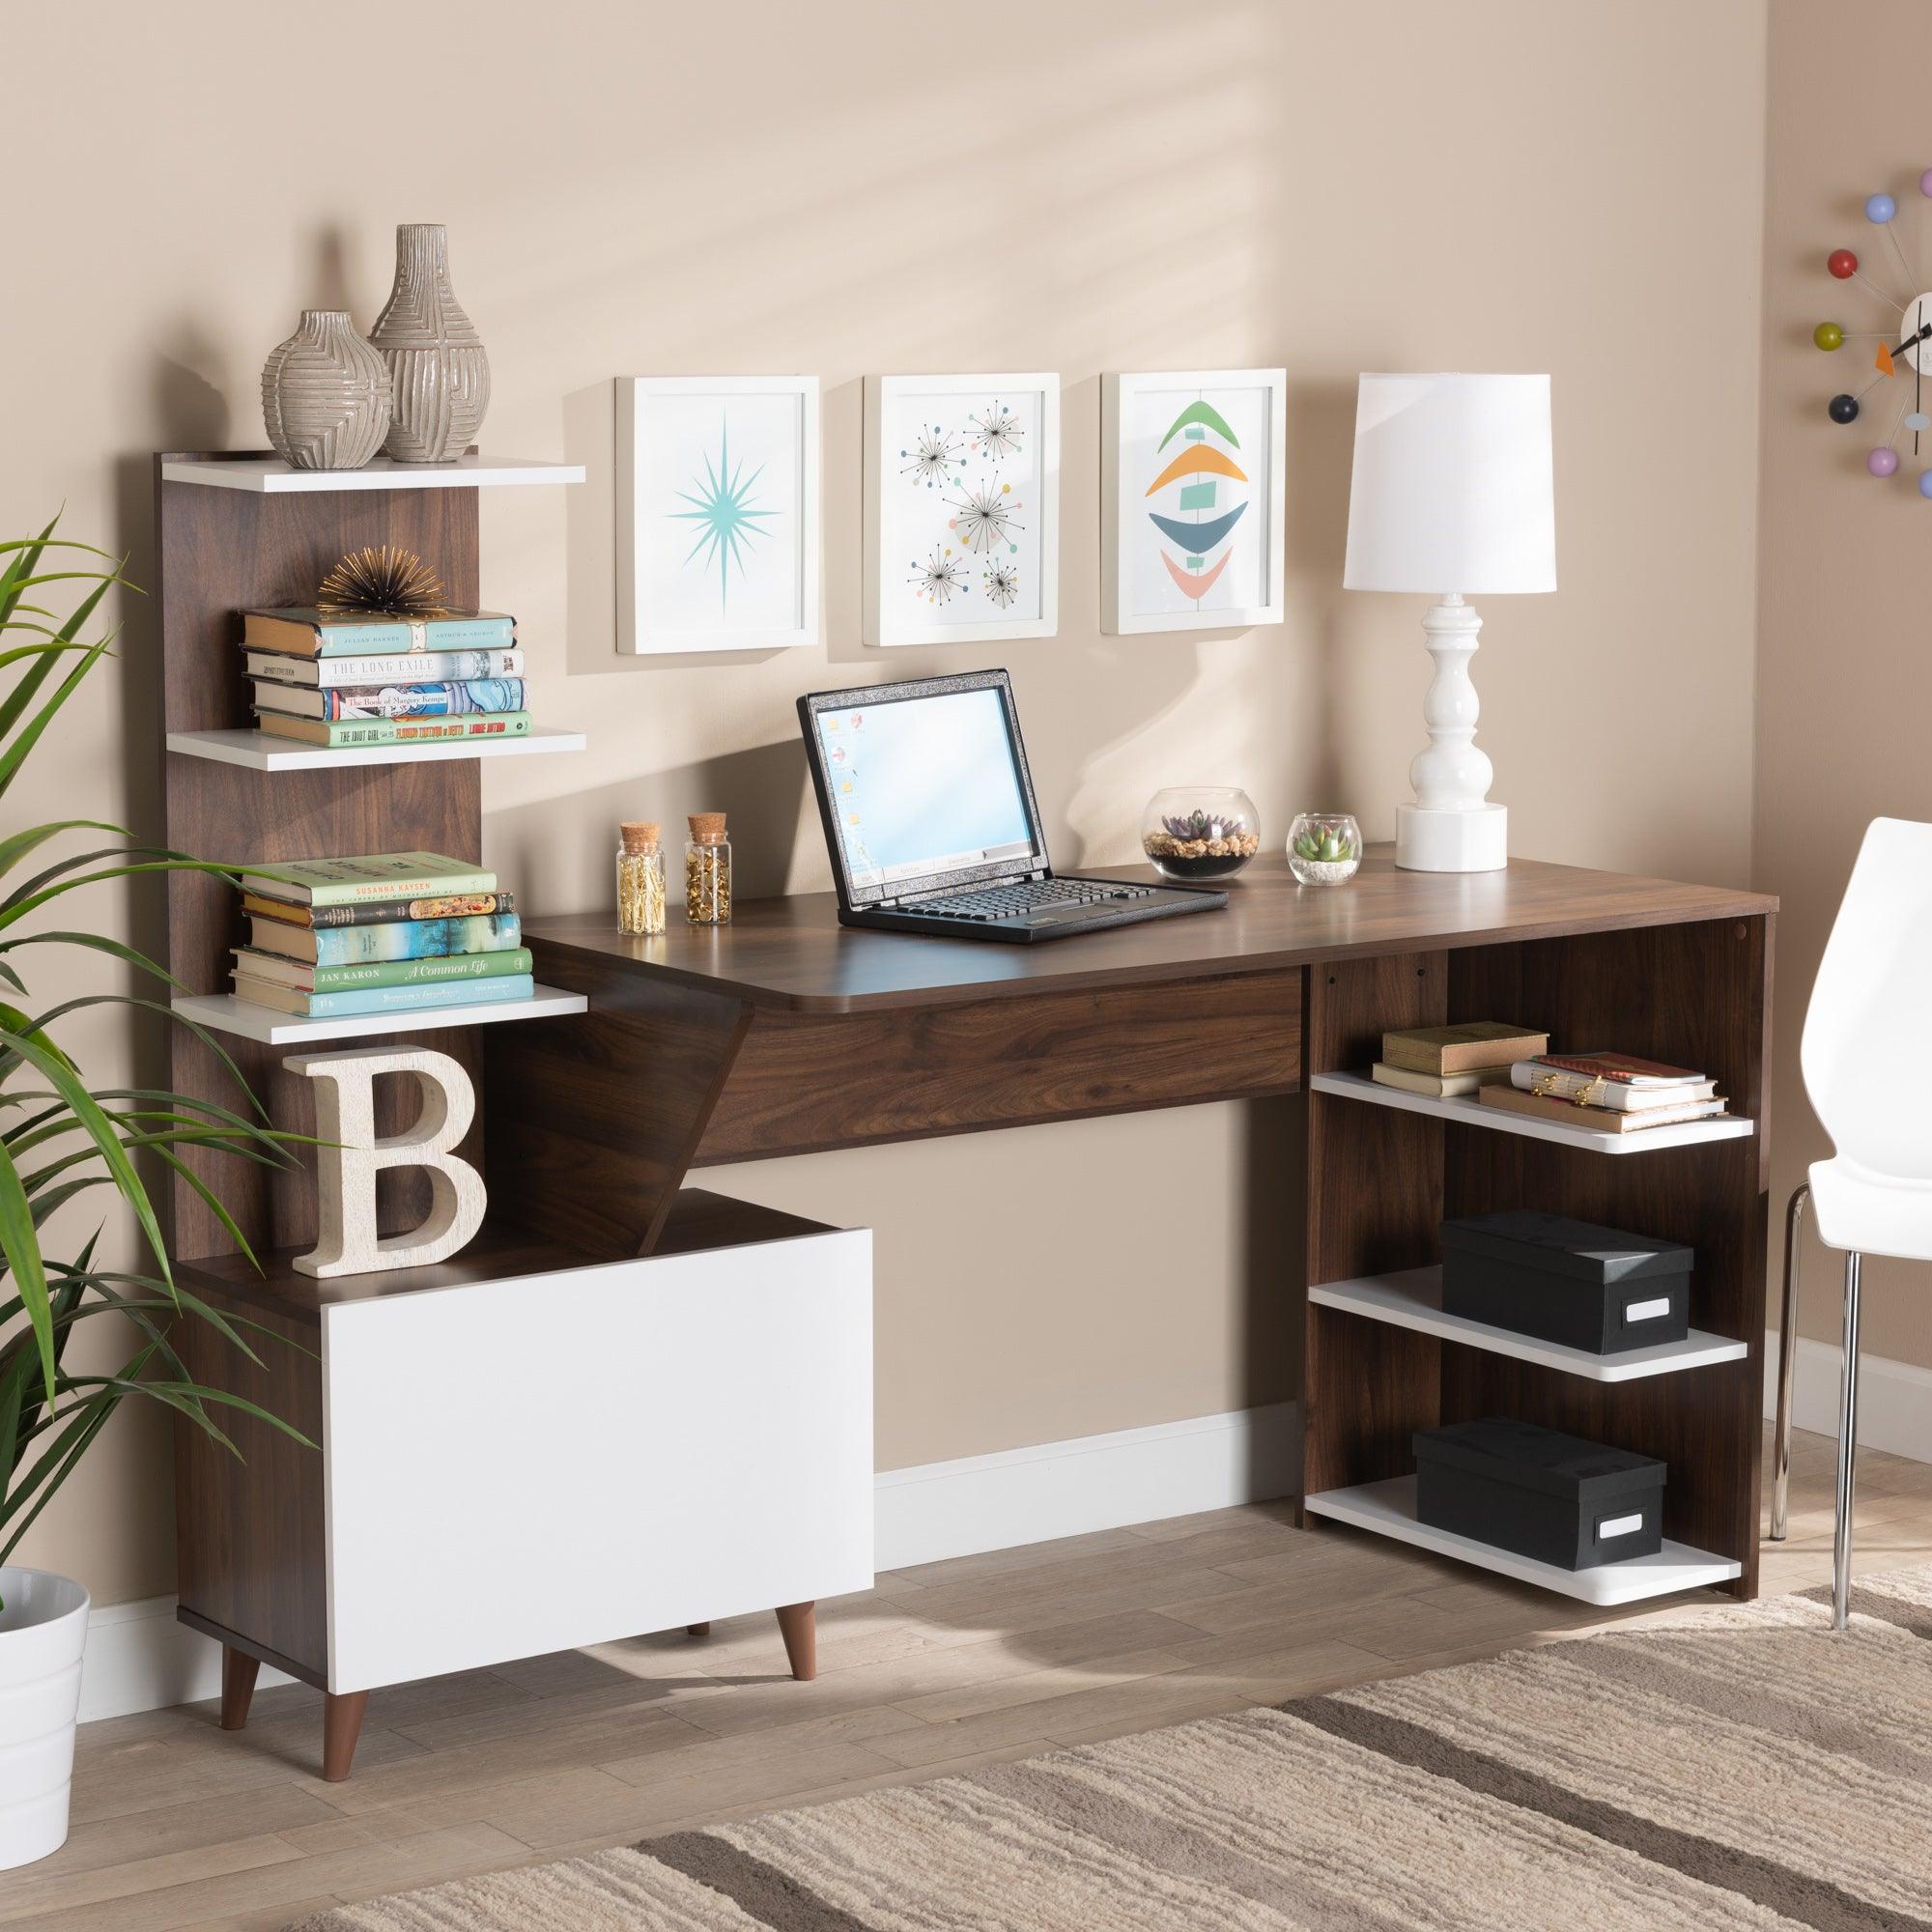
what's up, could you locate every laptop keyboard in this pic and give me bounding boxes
[896,878,1159,923]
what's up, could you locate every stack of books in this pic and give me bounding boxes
[230,853,532,1021]
[243,607,528,750]
[1481,1052,1729,1135]
[1373,1022,1550,1097]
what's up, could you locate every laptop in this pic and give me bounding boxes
[798,670,1228,942]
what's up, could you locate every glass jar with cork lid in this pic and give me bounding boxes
[685,813,731,924]
[616,821,666,935]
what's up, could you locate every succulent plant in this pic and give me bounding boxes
[1163,810,1245,841]
[1293,823,1358,865]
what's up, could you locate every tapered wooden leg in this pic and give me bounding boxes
[322,1690,370,1782]
[686,1622,711,1635]
[219,1647,260,1732]
[774,1601,816,1681]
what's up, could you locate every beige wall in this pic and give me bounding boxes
[1,0,1767,1606]
[1759,0,1932,1370]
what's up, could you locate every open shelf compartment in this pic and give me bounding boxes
[1310,1069,1754,1152]
[1309,1265,1747,1383]
[1303,1475,1742,1606]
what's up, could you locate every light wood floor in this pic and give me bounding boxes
[7,1421,1928,1932]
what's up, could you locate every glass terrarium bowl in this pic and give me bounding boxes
[1287,812,1362,885]
[1141,787,1261,882]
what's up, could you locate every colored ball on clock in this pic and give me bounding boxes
[1829,393,1861,423]
[1828,248,1860,278]
[1920,170,1932,198]
[1868,446,1899,476]
[1866,193,1897,223]
[1918,469,1932,498]
[1909,412,1931,432]
[1814,322,1845,350]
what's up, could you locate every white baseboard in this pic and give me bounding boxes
[874,1401,1302,1572]
[81,1402,1302,1725]
[1763,1329,1932,1464]
[79,1597,294,1725]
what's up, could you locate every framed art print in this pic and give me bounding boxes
[864,372,1060,647]
[1101,368,1286,635]
[616,375,819,654]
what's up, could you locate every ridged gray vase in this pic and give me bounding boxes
[369,223,491,464]
[260,310,391,470]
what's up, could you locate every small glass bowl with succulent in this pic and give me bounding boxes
[1287,812,1362,885]
[1141,787,1262,882]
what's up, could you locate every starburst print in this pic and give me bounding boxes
[668,417,778,613]
[945,476,1023,555]
[983,560,1020,610]
[909,547,965,606]
[900,424,962,490]
[967,402,1023,461]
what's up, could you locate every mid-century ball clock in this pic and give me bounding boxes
[1816,174,1932,490]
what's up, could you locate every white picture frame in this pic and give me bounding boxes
[615,375,820,655]
[864,372,1060,647]
[1101,368,1287,636]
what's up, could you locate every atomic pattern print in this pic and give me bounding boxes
[899,394,1033,622]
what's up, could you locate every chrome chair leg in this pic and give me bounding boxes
[1833,1250,1862,1632]
[1771,1183,1809,1540]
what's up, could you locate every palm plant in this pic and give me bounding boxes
[0,516,310,1603]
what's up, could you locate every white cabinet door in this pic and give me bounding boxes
[322,1229,872,1690]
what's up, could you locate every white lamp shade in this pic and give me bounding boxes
[1343,373,1556,595]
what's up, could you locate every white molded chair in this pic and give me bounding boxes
[1770,817,1932,1629]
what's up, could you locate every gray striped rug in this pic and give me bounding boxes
[290,1568,1932,1931]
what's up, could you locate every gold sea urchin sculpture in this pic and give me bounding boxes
[316,545,448,617]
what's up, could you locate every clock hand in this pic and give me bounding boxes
[1889,319,1932,357]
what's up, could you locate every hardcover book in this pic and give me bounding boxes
[253,677,526,721]
[245,853,496,907]
[1381,1021,1550,1076]
[242,890,514,928]
[1512,1062,1719,1112]
[1370,1062,1514,1099]
[245,647,524,687]
[234,946,533,992]
[1527,1052,1710,1089]
[1478,1084,1728,1134]
[229,973,536,1018]
[254,710,532,749]
[247,912,522,964]
[242,608,517,657]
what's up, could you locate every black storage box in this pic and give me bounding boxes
[1414,1417,1666,1570]
[1440,1209,1692,1355]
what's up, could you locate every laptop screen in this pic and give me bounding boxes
[811,683,1041,896]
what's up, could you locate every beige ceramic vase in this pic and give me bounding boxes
[260,310,391,470]
[368,223,491,463]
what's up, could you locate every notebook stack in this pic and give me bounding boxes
[230,853,532,1021]
[243,607,528,750]
[1481,1052,1730,1135]
[1373,1022,1551,1097]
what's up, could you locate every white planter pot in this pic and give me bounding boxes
[0,1567,89,1869]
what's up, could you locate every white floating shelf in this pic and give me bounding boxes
[159,453,585,494]
[172,986,587,1046]
[1309,1070,1755,1153]
[1302,1476,1741,1606]
[165,725,586,772]
[1309,1265,1747,1384]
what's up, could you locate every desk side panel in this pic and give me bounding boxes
[693,967,1303,1163]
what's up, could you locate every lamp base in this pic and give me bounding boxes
[1396,802,1508,873]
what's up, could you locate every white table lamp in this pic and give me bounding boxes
[1344,373,1555,872]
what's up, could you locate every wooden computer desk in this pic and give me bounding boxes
[492,846,1775,1603]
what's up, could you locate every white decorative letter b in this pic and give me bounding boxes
[286,1046,488,1278]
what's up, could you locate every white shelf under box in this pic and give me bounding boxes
[1309,1070,1755,1153]
[165,725,586,772]
[172,986,587,1046]
[1302,1475,1742,1605]
[1309,1265,1747,1383]
[158,453,585,494]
